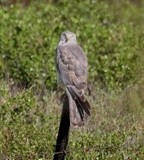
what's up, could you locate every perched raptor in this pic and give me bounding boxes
[56,31,90,127]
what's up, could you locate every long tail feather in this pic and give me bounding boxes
[67,85,90,125]
[67,85,90,116]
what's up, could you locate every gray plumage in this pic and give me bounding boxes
[56,31,90,127]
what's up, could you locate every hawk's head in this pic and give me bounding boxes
[59,31,77,45]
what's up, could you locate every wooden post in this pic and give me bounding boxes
[53,95,70,160]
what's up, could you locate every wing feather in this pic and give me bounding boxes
[56,44,88,91]
[56,43,90,126]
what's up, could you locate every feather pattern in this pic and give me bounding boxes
[56,31,90,127]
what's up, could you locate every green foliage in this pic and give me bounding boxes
[0,80,144,159]
[0,0,143,90]
[0,81,58,159]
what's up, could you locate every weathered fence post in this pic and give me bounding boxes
[53,95,70,160]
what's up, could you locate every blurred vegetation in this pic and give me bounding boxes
[0,0,144,90]
[0,0,144,159]
[0,80,144,159]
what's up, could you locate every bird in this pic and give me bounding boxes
[56,31,90,127]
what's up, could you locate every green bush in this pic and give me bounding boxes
[0,0,143,90]
[0,81,58,159]
[0,80,143,159]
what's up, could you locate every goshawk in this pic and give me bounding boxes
[56,31,90,127]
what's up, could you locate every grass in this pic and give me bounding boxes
[0,80,144,159]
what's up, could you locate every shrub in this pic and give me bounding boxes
[0,81,58,159]
[0,0,143,90]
